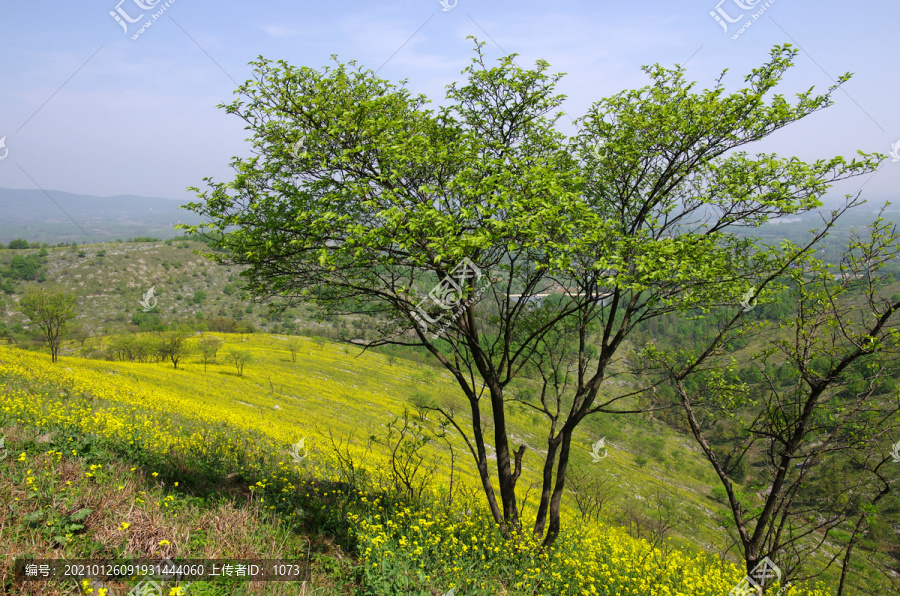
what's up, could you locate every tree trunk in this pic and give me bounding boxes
[542,427,574,546]
[532,435,560,539]
[467,392,505,529]
[489,383,520,532]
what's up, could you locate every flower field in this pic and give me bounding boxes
[0,337,833,595]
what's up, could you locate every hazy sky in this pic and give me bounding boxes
[1,0,898,210]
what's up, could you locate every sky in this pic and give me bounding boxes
[1,0,899,211]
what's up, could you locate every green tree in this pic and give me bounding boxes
[183,41,880,545]
[156,329,193,369]
[235,321,255,341]
[646,212,900,587]
[18,286,78,362]
[198,336,224,371]
[7,238,30,249]
[225,349,254,377]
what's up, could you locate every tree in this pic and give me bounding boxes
[156,329,192,369]
[198,336,223,371]
[235,321,255,341]
[644,212,900,589]
[182,41,880,545]
[287,341,299,363]
[225,349,253,377]
[18,286,78,362]
[7,238,29,249]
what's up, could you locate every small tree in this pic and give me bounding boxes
[198,336,224,371]
[287,341,299,363]
[198,343,216,371]
[647,211,900,588]
[235,321,255,341]
[566,462,618,524]
[225,349,254,377]
[156,329,192,369]
[18,286,78,362]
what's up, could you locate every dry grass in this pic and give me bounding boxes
[0,426,348,595]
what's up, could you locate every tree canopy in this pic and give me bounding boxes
[183,39,883,548]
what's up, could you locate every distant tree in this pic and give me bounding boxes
[18,285,78,362]
[287,341,299,363]
[198,336,224,371]
[198,343,216,371]
[235,321,255,341]
[3,254,43,281]
[7,238,29,249]
[225,349,254,377]
[70,326,91,348]
[131,311,166,332]
[156,329,193,369]
[566,463,618,524]
[209,316,237,333]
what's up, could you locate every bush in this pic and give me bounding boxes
[2,254,43,280]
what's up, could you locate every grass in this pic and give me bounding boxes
[0,333,846,595]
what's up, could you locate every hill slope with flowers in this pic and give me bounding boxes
[0,333,841,595]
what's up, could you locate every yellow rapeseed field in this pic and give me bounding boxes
[0,337,832,595]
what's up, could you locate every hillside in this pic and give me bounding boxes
[1,233,898,593]
[1,334,808,595]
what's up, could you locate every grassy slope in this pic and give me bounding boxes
[2,238,896,591]
[1,332,752,561]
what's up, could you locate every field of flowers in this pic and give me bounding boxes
[0,337,833,595]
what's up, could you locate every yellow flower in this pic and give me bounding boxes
[119,522,130,530]
[158,540,170,546]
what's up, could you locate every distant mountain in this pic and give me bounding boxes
[0,187,204,245]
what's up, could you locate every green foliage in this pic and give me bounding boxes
[156,329,193,369]
[22,507,93,547]
[181,39,884,548]
[7,238,30,249]
[2,253,44,281]
[130,311,166,332]
[224,349,254,376]
[18,285,78,362]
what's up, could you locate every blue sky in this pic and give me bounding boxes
[1,0,898,209]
